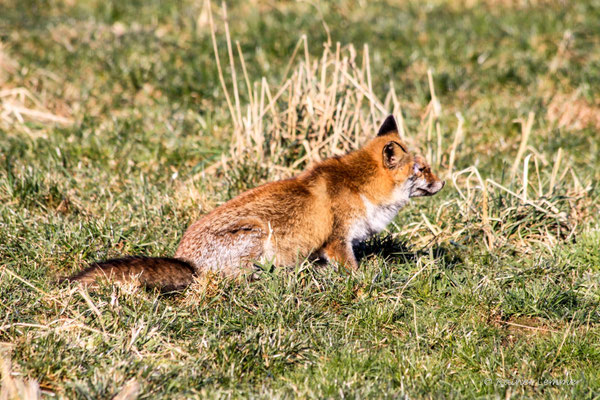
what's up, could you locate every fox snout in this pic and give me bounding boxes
[425,179,445,195]
[410,156,445,197]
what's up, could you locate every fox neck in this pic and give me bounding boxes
[348,182,411,245]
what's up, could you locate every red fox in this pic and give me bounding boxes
[65,115,445,290]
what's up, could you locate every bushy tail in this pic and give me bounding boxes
[62,256,196,291]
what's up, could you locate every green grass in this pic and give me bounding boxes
[1,0,600,398]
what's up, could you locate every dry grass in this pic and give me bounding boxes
[205,1,420,176]
[547,93,600,131]
[0,42,74,139]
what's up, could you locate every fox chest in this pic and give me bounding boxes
[347,195,405,244]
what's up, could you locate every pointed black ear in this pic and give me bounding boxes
[377,115,398,136]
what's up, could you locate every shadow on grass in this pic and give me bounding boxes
[354,235,463,269]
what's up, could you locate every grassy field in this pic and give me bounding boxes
[1,0,600,398]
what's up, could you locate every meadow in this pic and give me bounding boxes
[1,0,599,398]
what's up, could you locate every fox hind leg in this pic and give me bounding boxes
[209,217,270,276]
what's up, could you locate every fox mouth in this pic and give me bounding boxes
[410,181,445,197]
[411,188,434,197]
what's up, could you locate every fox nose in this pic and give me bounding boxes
[428,180,445,194]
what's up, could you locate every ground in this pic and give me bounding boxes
[0,0,599,398]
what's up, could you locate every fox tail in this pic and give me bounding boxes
[62,256,196,291]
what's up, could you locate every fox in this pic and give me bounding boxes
[64,115,445,291]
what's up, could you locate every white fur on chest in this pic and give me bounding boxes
[348,186,410,244]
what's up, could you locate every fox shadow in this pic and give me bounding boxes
[353,235,462,269]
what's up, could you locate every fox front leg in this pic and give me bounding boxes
[320,239,358,271]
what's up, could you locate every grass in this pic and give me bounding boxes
[1,0,600,398]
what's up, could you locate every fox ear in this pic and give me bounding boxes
[377,115,398,136]
[383,141,404,169]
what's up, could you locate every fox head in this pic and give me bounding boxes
[375,115,445,198]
